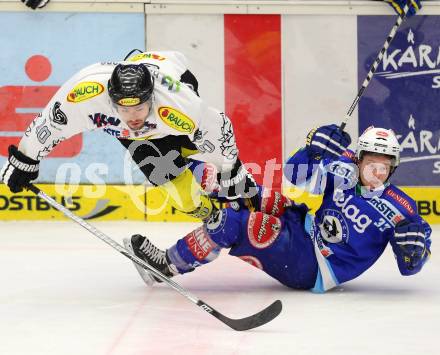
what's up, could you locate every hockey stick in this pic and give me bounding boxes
[340,0,413,131]
[26,184,282,331]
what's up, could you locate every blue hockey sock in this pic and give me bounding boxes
[167,225,221,273]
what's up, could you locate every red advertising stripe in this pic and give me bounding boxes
[224,15,282,190]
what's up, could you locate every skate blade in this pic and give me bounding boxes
[123,238,155,287]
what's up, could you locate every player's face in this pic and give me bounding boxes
[358,153,392,189]
[116,101,151,130]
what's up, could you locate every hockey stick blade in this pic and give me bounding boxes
[197,299,282,331]
[27,184,282,331]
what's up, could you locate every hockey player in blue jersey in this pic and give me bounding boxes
[125,124,432,292]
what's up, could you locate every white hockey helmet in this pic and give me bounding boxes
[356,126,400,168]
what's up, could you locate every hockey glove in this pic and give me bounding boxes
[386,0,421,17]
[0,145,39,193]
[390,219,427,273]
[203,160,260,211]
[305,124,351,160]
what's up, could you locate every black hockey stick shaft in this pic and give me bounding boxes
[27,184,282,331]
[340,0,412,131]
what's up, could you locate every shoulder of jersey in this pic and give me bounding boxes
[340,149,357,163]
[65,62,116,104]
[384,185,417,217]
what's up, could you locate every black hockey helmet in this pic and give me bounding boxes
[108,64,154,106]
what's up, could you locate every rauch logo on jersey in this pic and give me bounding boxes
[128,53,166,62]
[158,106,195,133]
[67,82,104,103]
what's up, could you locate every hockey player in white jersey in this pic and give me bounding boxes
[0,51,257,221]
[125,124,431,292]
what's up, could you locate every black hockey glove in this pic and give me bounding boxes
[305,124,351,160]
[217,159,260,211]
[21,0,50,10]
[0,145,39,193]
[390,219,427,272]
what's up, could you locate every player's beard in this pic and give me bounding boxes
[127,120,145,130]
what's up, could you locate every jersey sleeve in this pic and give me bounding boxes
[284,148,358,196]
[18,75,95,161]
[189,108,238,173]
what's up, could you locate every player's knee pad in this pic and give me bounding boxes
[246,212,282,249]
[260,189,292,217]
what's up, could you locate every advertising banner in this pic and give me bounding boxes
[0,12,145,184]
[358,15,440,186]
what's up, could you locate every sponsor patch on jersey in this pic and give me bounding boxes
[158,106,195,133]
[386,189,415,215]
[342,150,356,161]
[67,81,104,103]
[366,195,405,226]
[238,255,263,270]
[327,161,358,189]
[184,227,216,261]
[117,97,140,106]
[332,190,373,233]
[128,53,166,62]
[247,212,281,249]
[318,209,349,244]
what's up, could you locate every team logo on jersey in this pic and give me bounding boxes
[238,255,263,270]
[247,213,281,249]
[67,82,104,103]
[50,102,68,126]
[158,106,195,133]
[318,209,349,244]
[206,209,227,234]
[117,97,140,106]
[128,53,166,62]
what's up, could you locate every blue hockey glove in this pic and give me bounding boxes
[305,124,351,160]
[21,0,50,10]
[385,0,421,17]
[391,220,427,272]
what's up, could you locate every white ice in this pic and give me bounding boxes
[0,221,439,355]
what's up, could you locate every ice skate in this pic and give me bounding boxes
[123,234,178,286]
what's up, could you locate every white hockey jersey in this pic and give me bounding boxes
[18,51,238,172]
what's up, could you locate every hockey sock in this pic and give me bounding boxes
[167,225,221,272]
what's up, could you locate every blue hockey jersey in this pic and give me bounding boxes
[284,148,432,292]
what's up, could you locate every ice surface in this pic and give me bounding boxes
[0,221,438,355]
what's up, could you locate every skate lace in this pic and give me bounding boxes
[140,240,166,265]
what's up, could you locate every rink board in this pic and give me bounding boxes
[0,184,438,224]
[0,184,198,222]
